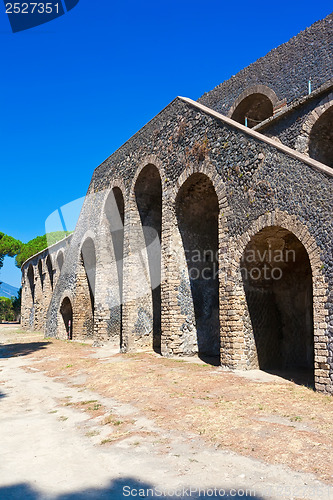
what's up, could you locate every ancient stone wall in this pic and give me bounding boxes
[255,84,333,158]
[21,235,72,332]
[21,14,333,393]
[40,96,333,393]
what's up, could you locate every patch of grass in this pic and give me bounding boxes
[88,403,102,411]
[113,420,122,426]
[65,364,73,368]
[48,410,57,414]
[85,430,100,437]
[100,438,113,445]
[103,414,124,426]
[100,431,130,445]
[290,416,302,422]
[58,416,68,421]
[103,414,114,425]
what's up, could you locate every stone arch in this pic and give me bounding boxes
[95,184,125,345]
[25,264,35,329]
[222,210,329,391]
[160,165,228,358]
[130,155,166,195]
[46,255,54,291]
[34,259,45,331]
[308,106,333,168]
[241,226,314,383]
[57,250,64,273]
[27,264,35,303]
[38,260,44,291]
[58,295,73,340]
[130,163,162,352]
[175,172,220,358]
[295,93,333,167]
[228,85,279,128]
[73,235,97,339]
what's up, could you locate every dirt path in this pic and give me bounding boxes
[0,326,332,500]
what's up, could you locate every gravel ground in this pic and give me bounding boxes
[0,325,332,500]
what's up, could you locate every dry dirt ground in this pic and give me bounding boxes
[0,325,332,500]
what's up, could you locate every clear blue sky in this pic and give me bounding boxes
[0,0,332,287]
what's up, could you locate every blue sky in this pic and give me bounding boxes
[0,0,332,287]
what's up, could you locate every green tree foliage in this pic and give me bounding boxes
[11,288,21,318]
[15,231,70,268]
[0,231,70,271]
[0,232,22,271]
[0,297,15,322]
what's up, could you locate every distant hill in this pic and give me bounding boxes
[0,282,19,298]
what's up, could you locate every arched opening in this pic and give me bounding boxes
[81,237,96,318]
[241,226,314,386]
[38,260,44,291]
[60,297,73,340]
[105,187,125,345]
[308,106,333,167]
[73,237,97,340]
[231,93,273,128]
[46,255,53,291]
[176,173,220,360]
[134,164,162,352]
[57,251,64,272]
[27,265,35,303]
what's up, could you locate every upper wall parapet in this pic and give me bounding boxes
[198,13,333,116]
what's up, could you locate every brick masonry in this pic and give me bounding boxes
[21,15,333,393]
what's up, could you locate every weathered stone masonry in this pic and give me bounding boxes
[21,14,333,393]
[21,236,72,332]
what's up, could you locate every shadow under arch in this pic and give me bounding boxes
[134,164,162,353]
[59,296,73,340]
[57,250,64,273]
[231,92,274,128]
[37,260,43,291]
[241,226,314,387]
[27,264,35,303]
[308,105,333,167]
[46,255,53,291]
[176,172,220,361]
[104,186,125,347]
[73,236,96,339]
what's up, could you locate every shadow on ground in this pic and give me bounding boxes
[265,367,315,390]
[0,341,51,359]
[0,478,265,499]
[198,354,220,367]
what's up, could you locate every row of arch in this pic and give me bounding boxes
[24,250,65,330]
[229,85,333,168]
[57,164,320,385]
[27,250,64,302]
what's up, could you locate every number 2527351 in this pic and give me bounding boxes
[6,3,60,14]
